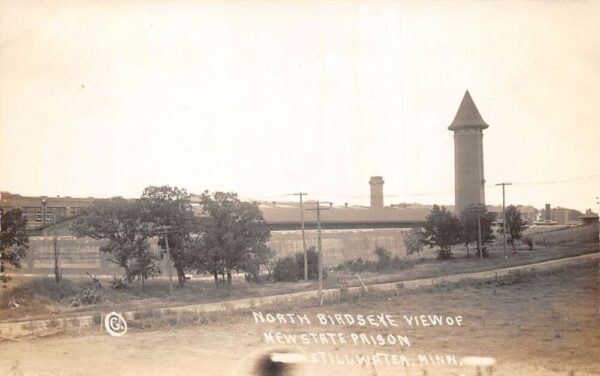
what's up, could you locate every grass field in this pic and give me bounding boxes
[1,241,597,322]
[0,257,598,375]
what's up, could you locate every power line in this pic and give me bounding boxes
[306,173,600,200]
[509,174,600,186]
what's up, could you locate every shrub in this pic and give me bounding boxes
[273,256,299,282]
[436,249,453,260]
[336,257,376,272]
[474,246,490,258]
[111,276,126,289]
[273,247,322,282]
[71,274,103,306]
[375,247,392,271]
[336,248,405,273]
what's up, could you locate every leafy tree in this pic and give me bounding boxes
[193,191,271,294]
[404,227,424,261]
[187,230,225,287]
[140,185,196,287]
[0,208,29,285]
[422,205,462,259]
[241,245,275,283]
[460,205,496,257]
[504,205,527,251]
[72,198,160,291]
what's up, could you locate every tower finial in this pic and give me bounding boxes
[448,91,489,130]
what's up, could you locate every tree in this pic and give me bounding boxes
[504,205,527,251]
[422,205,462,259]
[140,186,196,287]
[241,245,275,283]
[460,205,496,257]
[72,198,160,291]
[404,227,424,261]
[0,208,29,286]
[187,230,224,287]
[192,191,271,294]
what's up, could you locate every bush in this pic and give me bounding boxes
[273,256,299,282]
[336,248,405,273]
[436,249,453,260]
[337,257,375,272]
[273,247,323,282]
[474,246,490,258]
[523,237,534,250]
[111,276,126,289]
[71,274,103,306]
[375,247,392,271]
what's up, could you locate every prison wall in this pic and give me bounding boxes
[15,228,410,276]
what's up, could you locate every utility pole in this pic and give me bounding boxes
[42,199,47,227]
[477,211,482,260]
[596,197,599,252]
[307,201,330,301]
[0,192,3,281]
[53,212,61,291]
[163,228,173,293]
[496,182,512,258]
[467,205,486,260]
[293,192,308,280]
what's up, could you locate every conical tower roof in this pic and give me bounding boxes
[448,90,489,130]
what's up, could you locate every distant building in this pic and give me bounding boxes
[0,191,95,230]
[538,203,582,225]
[579,214,599,226]
[18,200,433,276]
[554,207,584,225]
[487,205,537,225]
[256,201,429,230]
[448,91,488,215]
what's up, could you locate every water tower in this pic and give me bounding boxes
[448,91,489,215]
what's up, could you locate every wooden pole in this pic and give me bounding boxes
[294,193,308,280]
[164,229,173,293]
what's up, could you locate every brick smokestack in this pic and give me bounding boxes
[545,203,551,221]
[369,176,384,208]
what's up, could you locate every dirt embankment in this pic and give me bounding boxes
[524,224,599,246]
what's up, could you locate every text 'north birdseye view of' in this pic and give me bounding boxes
[0,2,598,376]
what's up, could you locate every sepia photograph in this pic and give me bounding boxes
[0,1,599,375]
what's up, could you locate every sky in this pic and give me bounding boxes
[1,1,599,212]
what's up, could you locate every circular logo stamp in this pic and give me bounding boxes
[104,312,128,337]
